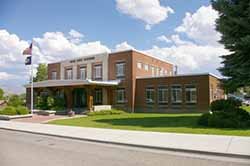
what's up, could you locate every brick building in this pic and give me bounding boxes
[26,50,224,113]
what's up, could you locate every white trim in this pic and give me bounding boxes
[24,79,120,88]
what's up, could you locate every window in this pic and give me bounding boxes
[94,64,102,80]
[51,71,57,80]
[116,62,125,78]
[156,67,159,76]
[116,88,125,103]
[185,85,197,104]
[158,87,168,104]
[171,85,182,103]
[164,70,168,76]
[66,69,73,80]
[159,68,163,76]
[146,87,155,103]
[94,89,102,105]
[151,66,155,76]
[144,64,149,71]
[80,67,86,80]
[137,62,142,69]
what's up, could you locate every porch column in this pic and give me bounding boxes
[86,86,94,111]
[65,87,73,111]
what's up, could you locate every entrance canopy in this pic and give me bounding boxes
[24,79,120,88]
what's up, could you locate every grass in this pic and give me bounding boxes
[49,112,250,136]
[242,105,250,112]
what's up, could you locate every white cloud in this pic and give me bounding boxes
[175,5,220,45]
[146,44,229,74]
[115,41,134,51]
[156,35,171,43]
[68,29,84,44]
[0,29,110,93]
[116,0,174,30]
[0,72,18,80]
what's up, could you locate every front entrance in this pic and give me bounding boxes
[73,88,87,108]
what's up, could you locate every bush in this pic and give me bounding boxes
[16,106,29,115]
[198,108,250,128]
[47,96,55,109]
[0,106,17,115]
[210,98,241,112]
[8,95,24,107]
[87,109,125,116]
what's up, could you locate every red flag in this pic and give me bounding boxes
[23,43,32,55]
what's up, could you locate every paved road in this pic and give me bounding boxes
[0,129,249,166]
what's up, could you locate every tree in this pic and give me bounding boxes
[0,88,4,100]
[212,0,250,92]
[8,94,24,107]
[34,63,48,82]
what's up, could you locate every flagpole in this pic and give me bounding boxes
[31,40,34,114]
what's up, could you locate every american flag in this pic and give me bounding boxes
[23,43,32,55]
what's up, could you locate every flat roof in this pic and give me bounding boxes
[136,73,222,80]
[24,79,120,88]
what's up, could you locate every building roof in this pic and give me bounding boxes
[24,79,120,88]
[136,73,222,80]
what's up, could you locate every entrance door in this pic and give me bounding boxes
[73,88,87,108]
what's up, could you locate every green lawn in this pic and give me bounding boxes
[242,105,250,112]
[49,113,250,136]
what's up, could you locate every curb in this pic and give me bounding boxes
[0,127,249,159]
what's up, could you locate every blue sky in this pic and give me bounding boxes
[1,0,210,49]
[0,0,228,93]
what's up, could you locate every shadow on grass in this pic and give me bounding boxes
[95,116,200,128]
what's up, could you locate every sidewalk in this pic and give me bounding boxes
[0,121,249,157]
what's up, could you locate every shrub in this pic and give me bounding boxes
[198,108,250,128]
[0,106,17,115]
[16,106,29,115]
[87,109,125,116]
[210,98,241,112]
[198,112,211,126]
[8,95,24,107]
[47,96,55,109]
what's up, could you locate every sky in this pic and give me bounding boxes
[0,0,229,94]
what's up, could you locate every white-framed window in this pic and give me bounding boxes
[116,62,125,78]
[159,68,164,76]
[151,66,155,76]
[94,64,102,79]
[137,62,142,69]
[146,87,155,103]
[156,67,159,76]
[94,89,102,104]
[171,85,182,103]
[80,67,86,80]
[185,85,197,104]
[116,88,125,103]
[51,71,57,80]
[66,69,73,80]
[169,71,172,76]
[158,86,168,104]
[164,70,168,76]
[144,64,149,71]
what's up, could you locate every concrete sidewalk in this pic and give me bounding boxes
[0,121,249,157]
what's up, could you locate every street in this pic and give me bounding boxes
[0,129,249,166]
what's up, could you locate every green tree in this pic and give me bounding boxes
[34,63,48,82]
[8,94,24,107]
[0,88,4,100]
[212,0,250,92]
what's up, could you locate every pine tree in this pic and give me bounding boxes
[212,0,250,92]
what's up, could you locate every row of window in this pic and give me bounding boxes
[51,64,103,80]
[137,62,172,77]
[146,85,197,104]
